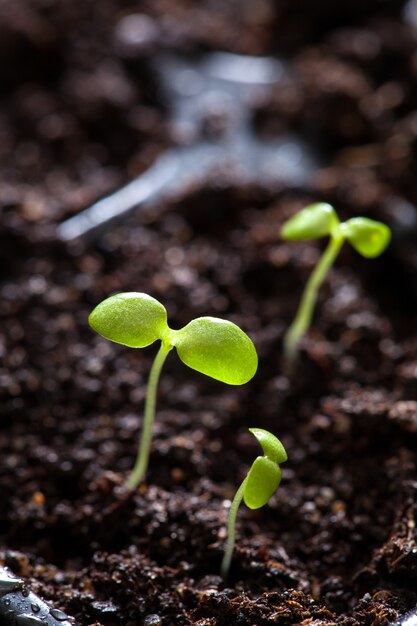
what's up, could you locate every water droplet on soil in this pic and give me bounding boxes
[50,608,69,621]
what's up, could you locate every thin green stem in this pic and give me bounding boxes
[126,342,172,489]
[221,477,248,579]
[284,235,345,366]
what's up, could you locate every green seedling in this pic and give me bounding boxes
[220,428,287,579]
[89,293,258,489]
[281,203,391,365]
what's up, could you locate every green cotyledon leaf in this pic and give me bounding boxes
[243,456,282,509]
[281,203,340,241]
[248,428,287,464]
[341,217,391,258]
[172,317,258,385]
[88,292,169,348]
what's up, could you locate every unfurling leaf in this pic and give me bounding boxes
[244,457,282,509]
[249,428,288,464]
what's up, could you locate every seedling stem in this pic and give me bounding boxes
[284,234,344,363]
[281,203,391,366]
[126,342,173,489]
[221,477,248,579]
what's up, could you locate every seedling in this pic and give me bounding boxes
[89,293,258,489]
[220,428,287,579]
[280,203,391,364]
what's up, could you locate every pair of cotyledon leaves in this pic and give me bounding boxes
[244,428,287,509]
[89,294,286,509]
[89,292,258,386]
[281,202,391,258]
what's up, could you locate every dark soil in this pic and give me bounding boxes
[1,1,417,625]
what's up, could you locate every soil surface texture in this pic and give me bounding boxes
[1,1,417,625]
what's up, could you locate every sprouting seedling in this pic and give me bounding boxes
[220,428,287,579]
[280,203,392,365]
[89,293,258,489]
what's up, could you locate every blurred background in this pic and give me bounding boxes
[1,0,417,239]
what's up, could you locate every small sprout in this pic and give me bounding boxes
[220,428,287,579]
[281,203,391,365]
[89,293,258,489]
